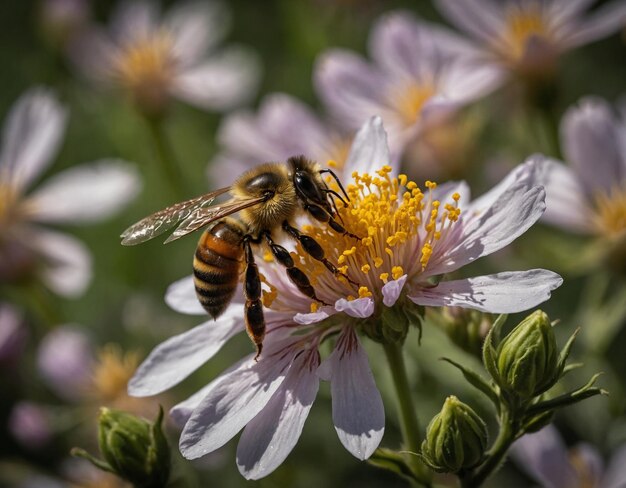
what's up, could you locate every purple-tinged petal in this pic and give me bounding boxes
[294,309,331,325]
[434,0,505,44]
[0,88,67,194]
[335,297,375,318]
[29,160,140,223]
[343,116,394,179]
[425,176,546,277]
[165,1,231,67]
[0,304,27,363]
[431,180,471,208]
[509,425,578,488]
[237,350,320,480]
[128,315,243,397]
[179,340,295,459]
[602,444,626,488]
[37,325,93,401]
[437,60,504,104]
[8,402,53,449]
[382,275,407,307]
[165,275,205,315]
[565,1,626,49]
[541,159,594,234]
[561,96,625,195]
[172,47,260,111]
[317,328,384,460]
[570,443,604,486]
[67,28,119,84]
[109,0,158,44]
[30,228,92,298]
[408,270,562,313]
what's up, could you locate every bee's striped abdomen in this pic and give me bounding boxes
[193,220,244,318]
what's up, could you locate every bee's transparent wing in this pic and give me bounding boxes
[164,196,267,243]
[120,188,230,246]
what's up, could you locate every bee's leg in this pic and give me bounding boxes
[304,203,360,240]
[242,237,265,361]
[262,232,331,306]
[282,222,359,288]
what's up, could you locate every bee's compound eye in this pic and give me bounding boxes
[245,172,282,195]
[294,172,324,202]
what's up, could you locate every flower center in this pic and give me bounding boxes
[112,30,174,96]
[592,184,626,237]
[0,183,18,227]
[92,344,140,402]
[295,166,462,308]
[501,3,549,62]
[396,83,435,125]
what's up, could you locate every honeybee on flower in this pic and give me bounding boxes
[128,117,561,479]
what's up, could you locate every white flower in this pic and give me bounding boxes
[435,0,626,77]
[208,93,353,188]
[541,96,626,238]
[0,88,140,297]
[69,0,260,114]
[129,117,561,479]
[314,11,503,158]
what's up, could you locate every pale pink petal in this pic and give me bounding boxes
[0,304,27,362]
[510,425,578,488]
[317,329,384,460]
[110,0,158,44]
[436,60,504,105]
[165,275,206,315]
[166,0,231,67]
[179,341,295,459]
[170,356,248,427]
[434,0,505,43]
[561,96,625,195]
[29,160,140,223]
[426,176,546,277]
[237,350,320,480]
[30,228,92,298]
[128,315,243,396]
[0,88,67,193]
[67,28,119,85]
[541,159,594,234]
[335,297,375,318]
[603,445,626,488]
[172,47,260,111]
[294,309,331,325]
[566,1,626,48]
[382,275,407,307]
[408,269,562,313]
[343,116,394,179]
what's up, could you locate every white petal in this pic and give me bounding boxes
[541,159,594,234]
[166,0,231,67]
[179,342,294,459]
[165,275,206,315]
[29,160,140,224]
[434,0,505,43]
[431,180,471,208]
[30,228,92,298]
[237,350,320,480]
[437,60,504,104]
[566,1,626,48]
[172,47,261,111]
[343,116,394,180]
[426,171,546,277]
[110,0,158,44]
[408,270,563,313]
[128,315,243,397]
[335,297,375,318]
[561,96,624,195]
[294,309,330,325]
[317,329,384,460]
[382,275,407,307]
[0,88,67,193]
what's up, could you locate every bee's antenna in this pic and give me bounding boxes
[319,169,350,202]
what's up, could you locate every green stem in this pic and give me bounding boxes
[383,342,431,486]
[462,406,516,488]
[143,115,186,200]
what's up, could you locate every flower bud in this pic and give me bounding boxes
[495,310,559,400]
[421,396,487,473]
[429,307,492,357]
[363,300,422,345]
[76,406,170,488]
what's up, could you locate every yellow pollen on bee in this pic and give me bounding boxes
[592,185,626,237]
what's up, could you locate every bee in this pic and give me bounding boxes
[121,156,357,359]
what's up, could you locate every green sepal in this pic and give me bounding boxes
[525,373,608,416]
[441,357,499,407]
[367,448,421,483]
[482,315,506,388]
[521,411,555,434]
[555,328,580,378]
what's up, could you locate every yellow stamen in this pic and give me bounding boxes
[501,3,549,62]
[592,184,626,237]
[92,344,140,402]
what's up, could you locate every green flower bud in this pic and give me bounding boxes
[97,407,170,488]
[421,396,488,473]
[495,310,559,400]
[429,307,492,357]
[363,299,423,345]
